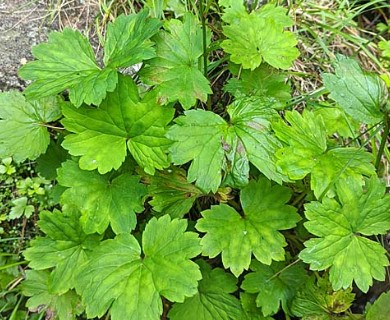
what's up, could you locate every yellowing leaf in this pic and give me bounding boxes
[61,75,174,174]
[299,177,390,292]
[196,179,300,276]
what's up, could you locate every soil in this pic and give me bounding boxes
[0,0,99,92]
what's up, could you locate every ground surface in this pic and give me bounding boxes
[0,0,98,91]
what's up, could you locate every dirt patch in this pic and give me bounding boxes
[0,0,99,92]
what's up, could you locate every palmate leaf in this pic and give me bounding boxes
[57,160,147,234]
[225,64,291,110]
[167,100,285,193]
[322,55,388,124]
[273,110,375,198]
[23,209,101,294]
[19,10,161,107]
[196,179,300,277]
[299,177,390,292]
[61,75,174,174]
[220,2,298,70]
[141,13,212,109]
[76,215,201,320]
[168,260,244,320]
[143,167,204,218]
[22,270,82,320]
[0,92,62,162]
[366,291,390,320]
[242,260,309,317]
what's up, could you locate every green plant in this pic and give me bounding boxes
[0,1,389,319]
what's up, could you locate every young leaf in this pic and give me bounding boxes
[57,160,147,234]
[23,209,102,294]
[273,110,375,198]
[140,13,212,109]
[76,215,201,320]
[322,55,388,124]
[22,270,82,320]
[225,65,291,110]
[220,3,299,70]
[19,28,118,107]
[103,10,162,68]
[61,75,174,174]
[0,92,62,162]
[144,167,204,218]
[168,260,244,320]
[196,178,300,277]
[168,100,286,193]
[9,197,34,219]
[299,177,390,292]
[242,260,309,317]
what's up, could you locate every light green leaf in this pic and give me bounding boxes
[141,13,212,109]
[168,260,244,320]
[220,3,298,70]
[0,92,62,162]
[322,55,388,124]
[379,40,390,58]
[196,178,300,277]
[240,293,274,320]
[9,197,34,219]
[291,276,355,318]
[61,75,174,174]
[299,177,390,292]
[225,64,291,110]
[366,291,390,320]
[168,100,286,193]
[273,110,375,198]
[22,270,82,320]
[23,209,101,294]
[57,160,147,234]
[242,260,309,317]
[19,28,118,107]
[167,110,227,193]
[104,10,161,67]
[144,167,203,218]
[76,215,201,320]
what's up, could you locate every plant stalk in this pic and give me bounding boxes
[375,112,389,170]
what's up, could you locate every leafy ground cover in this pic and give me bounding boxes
[0,0,390,319]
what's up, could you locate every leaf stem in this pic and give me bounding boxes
[375,112,389,171]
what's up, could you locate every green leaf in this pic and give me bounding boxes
[242,260,309,317]
[0,92,62,162]
[379,40,390,58]
[23,209,101,294]
[299,177,390,292]
[141,13,212,109]
[9,197,34,219]
[168,260,244,320]
[76,215,201,320]
[36,139,70,180]
[61,75,174,174]
[366,291,390,320]
[225,65,291,110]
[167,110,227,193]
[240,293,274,320]
[19,28,118,107]
[22,270,82,320]
[322,55,388,124]
[104,10,161,68]
[196,178,300,277]
[57,160,147,234]
[168,100,286,193]
[220,3,298,70]
[273,110,375,198]
[291,276,355,318]
[144,167,203,218]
